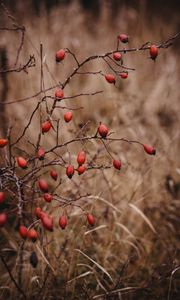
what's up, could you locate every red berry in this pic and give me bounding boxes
[0,213,7,227]
[0,138,8,148]
[0,192,5,204]
[59,215,67,230]
[44,193,53,203]
[19,225,28,239]
[66,165,75,179]
[50,170,58,181]
[87,213,95,226]
[118,33,129,43]
[120,72,128,79]
[64,111,73,123]
[40,211,48,220]
[34,207,42,218]
[41,215,53,231]
[17,157,28,169]
[28,229,38,242]
[105,74,116,84]
[77,151,86,165]
[98,123,109,138]
[150,45,158,60]
[143,144,156,155]
[38,179,49,193]
[42,120,52,133]
[37,148,45,160]
[56,49,65,62]
[113,159,121,170]
[55,89,64,100]
[113,52,122,61]
[77,165,86,175]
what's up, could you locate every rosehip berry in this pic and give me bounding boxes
[120,72,128,79]
[34,207,42,218]
[44,193,53,203]
[19,225,28,239]
[50,170,58,181]
[143,144,156,155]
[59,215,67,230]
[87,213,95,226]
[77,165,86,175]
[17,157,28,169]
[66,165,75,179]
[56,49,65,62]
[0,213,7,227]
[0,192,5,204]
[42,120,52,133]
[113,52,122,61]
[40,211,48,220]
[118,33,129,43]
[55,89,64,100]
[0,138,8,148]
[38,179,49,192]
[105,74,116,84]
[150,45,158,60]
[64,111,73,123]
[41,215,53,231]
[28,229,38,242]
[37,148,45,160]
[98,123,109,138]
[113,159,122,170]
[77,151,86,165]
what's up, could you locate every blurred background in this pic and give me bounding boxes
[0,1,180,299]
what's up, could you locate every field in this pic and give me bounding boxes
[0,1,180,299]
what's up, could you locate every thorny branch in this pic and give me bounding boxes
[0,32,179,105]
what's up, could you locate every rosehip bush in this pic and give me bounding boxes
[0,20,179,299]
[0,31,176,239]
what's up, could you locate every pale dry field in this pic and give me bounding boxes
[0,2,180,299]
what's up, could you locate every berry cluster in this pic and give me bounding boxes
[2,31,173,244]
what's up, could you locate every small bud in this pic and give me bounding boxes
[0,213,7,227]
[56,49,65,62]
[143,144,156,155]
[105,74,116,84]
[77,165,86,175]
[37,148,45,160]
[87,213,95,226]
[42,120,52,133]
[66,165,75,179]
[117,33,129,43]
[17,157,28,169]
[50,170,58,181]
[64,111,73,122]
[27,229,38,242]
[38,179,49,193]
[0,138,8,148]
[120,72,128,79]
[55,89,64,100]
[0,192,5,204]
[34,207,42,218]
[59,215,67,230]
[113,159,122,170]
[41,215,53,231]
[113,52,122,61]
[44,193,53,203]
[19,225,28,239]
[77,151,86,165]
[150,45,158,60]
[98,123,109,138]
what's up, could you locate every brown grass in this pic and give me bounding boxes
[0,2,180,299]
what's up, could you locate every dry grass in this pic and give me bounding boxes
[0,2,180,299]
